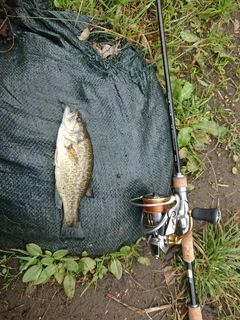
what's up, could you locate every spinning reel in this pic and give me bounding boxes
[130,174,220,259]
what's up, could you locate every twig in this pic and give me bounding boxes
[0,16,8,33]
[0,304,25,314]
[145,51,162,64]
[217,184,229,187]
[0,208,21,225]
[124,270,145,290]
[230,78,239,89]
[105,298,111,315]
[0,4,15,53]
[188,50,201,69]
[141,33,153,59]
[146,313,153,320]
[7,15,146,48]
[41,289,59,320]
[107,293,170,315]
[206,155,218,193]
[223,209,240,227]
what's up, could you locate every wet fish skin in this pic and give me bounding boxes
[54,106,94,240]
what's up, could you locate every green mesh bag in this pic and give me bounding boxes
[0,1,173,256]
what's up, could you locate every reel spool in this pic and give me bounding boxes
[141,194,171,230]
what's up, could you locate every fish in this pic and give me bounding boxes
[54,106,94,240]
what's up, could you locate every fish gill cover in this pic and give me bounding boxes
[0,0,173,256]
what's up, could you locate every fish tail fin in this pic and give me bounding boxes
[60,222,85,240]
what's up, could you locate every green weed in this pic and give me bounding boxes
[0,252,17,289]
[0,237,150,299]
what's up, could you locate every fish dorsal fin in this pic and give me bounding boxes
[66,144,78,164]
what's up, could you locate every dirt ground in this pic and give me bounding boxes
[0,9,240,320]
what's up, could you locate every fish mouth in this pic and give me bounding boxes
[63,106,78,123]
[62,106,81,131]
[61,106,83,141]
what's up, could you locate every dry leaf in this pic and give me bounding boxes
[77,27,90,41]
[179,147,188,159]
[163,265,176,286]
[234,19,239,34]
[92,42,120,59]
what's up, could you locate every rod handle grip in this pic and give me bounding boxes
[181,233,194,263]
[191,207,220,224]
[188,305,203,320]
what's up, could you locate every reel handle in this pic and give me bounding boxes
[191,208,220,224]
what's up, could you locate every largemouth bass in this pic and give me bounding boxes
[54,106,94,240]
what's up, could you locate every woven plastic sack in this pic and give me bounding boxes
[0,1,173,256]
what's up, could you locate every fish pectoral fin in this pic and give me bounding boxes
[65,144,78,164]
[55,187,63,209]
[85,180,94,198]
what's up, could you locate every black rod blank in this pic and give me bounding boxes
[155,0,181,175]
[187,262,199,307]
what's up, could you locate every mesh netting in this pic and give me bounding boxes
[0,1,173,256]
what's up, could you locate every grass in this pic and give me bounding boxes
[52,0,240,174]
[174,214,240,319]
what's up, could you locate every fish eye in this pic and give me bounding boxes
[76,117,81,123]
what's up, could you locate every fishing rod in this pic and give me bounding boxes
[131,1,221,319]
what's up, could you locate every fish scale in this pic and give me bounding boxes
[62,144,91,223]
